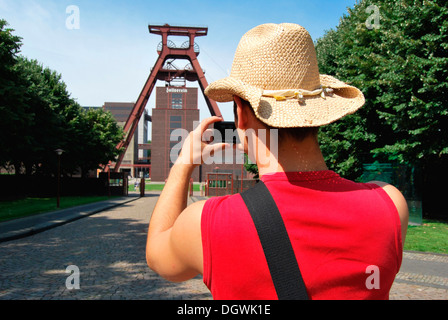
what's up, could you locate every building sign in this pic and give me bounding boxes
[166,87,188,93]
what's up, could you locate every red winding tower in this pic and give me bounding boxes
[112,24,222,172]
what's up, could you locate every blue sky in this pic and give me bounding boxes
[0,0,357,122]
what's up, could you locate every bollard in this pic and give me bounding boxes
[140,178,145,197]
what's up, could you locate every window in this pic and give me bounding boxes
[208,180,227,188]
[169,122,182,129]
[170,116,182,122]
[171,93,183,109]
[169,116,183,131]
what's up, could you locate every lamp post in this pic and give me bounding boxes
[55,149,64,208]
[107,164,111,198]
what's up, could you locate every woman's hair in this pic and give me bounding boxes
[233,98,319,142]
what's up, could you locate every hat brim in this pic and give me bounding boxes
[205,74,365,128]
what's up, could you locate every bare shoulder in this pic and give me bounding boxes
[369,181,409,241]
[369,181,408,213]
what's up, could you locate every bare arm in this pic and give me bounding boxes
[146,116,228,282]
[370,181,409,243]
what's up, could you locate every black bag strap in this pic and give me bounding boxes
[241,181,309,300]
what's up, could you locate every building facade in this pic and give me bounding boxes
[150,86,249,182]
[151,87,199,181]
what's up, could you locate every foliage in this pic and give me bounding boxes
[0,19,124,176]
[0,19,26,168]
[67,107,125,176]
[243,154,259,179]
[315,0,448,179]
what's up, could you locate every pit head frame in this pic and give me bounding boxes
[111,24,222,172]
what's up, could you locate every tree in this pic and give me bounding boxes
[70,107,124,176]
[244,154,259,180]
[315,0,448,181]
[11,57,67,175]
[0,19,29,171]
[0,19,124,176]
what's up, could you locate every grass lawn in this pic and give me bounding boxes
[0,196,113,222]
[404,219,448,255]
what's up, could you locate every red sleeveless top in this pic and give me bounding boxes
[201,171,403,300]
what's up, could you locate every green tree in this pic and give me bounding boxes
[13,57,124,176]
[0,19,124,176]
[0,19,30,171]
[70,107,124,176]
[12,57,67,175]
[315,0,448,180]
[243,154,259,180]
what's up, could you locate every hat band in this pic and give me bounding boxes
[262,86,334,101]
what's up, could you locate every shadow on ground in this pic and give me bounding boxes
[0,199,212,300]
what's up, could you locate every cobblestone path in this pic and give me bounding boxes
[0,195,211,300]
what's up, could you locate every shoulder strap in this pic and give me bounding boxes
[240,181,309,300]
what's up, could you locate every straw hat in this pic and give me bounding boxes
[204,23,365,127]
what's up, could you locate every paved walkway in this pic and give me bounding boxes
[390,252,448,300]
[0,196,139,243]
[0,194,447,300]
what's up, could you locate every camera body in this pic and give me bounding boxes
[213,121,240,144]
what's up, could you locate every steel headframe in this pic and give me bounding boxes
[111,24,222,172]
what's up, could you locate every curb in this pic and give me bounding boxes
[190,196,208,203]
[404,250,448,257]
[0,196,140,243]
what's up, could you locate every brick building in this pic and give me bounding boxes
[151,86,249,182]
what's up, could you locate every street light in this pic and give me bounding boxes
[55,149,64,208]
[107,164,111,198]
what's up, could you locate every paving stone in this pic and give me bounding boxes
[0,196,211,300]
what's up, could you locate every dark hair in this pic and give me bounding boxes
[233,98,319,142]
